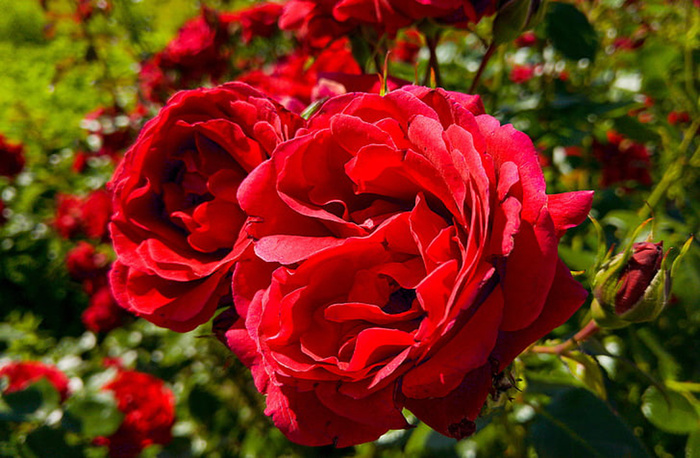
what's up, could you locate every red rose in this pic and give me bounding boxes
[225,86,593,446]
[54,193,84,239]
[668,111,691,125]
[279,0,356,49]
[238,38,361,111]
[332,0,497,34]
[82,285,128,333]
[0,361,70,402]
[221,2,284,44]
[65,241,108,281]
[391,28,423,63]
[280,0,497,47]
[109,82,303,331]
[81,189,113,240]
[593,130,652,188]
[509,64,535,84]
[96,370,175,458]
[514,31,537,48]
[138,57,174,105]
[158,8,231,86]
[53,190,112,241]
[0,134,25,179]
[592,240,671,329]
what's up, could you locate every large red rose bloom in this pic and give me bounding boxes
[109,82,303,331]
[224,86,593,446]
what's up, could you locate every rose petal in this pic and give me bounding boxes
[547,191,594,237]
[402,286,503,399]
[405,364,492,440]
[490,259,589,372]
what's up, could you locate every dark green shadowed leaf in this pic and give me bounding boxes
[25,426,81,458]
[545,2,599,61]
[2,378,59,416]
[612,116,661,143]
[530,388,651,458]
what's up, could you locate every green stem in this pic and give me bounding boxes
[638,118,700,220]
[684,0,699,105]
[468,42,496,94]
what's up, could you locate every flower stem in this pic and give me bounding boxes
[422,30,442,87]
[530,319,600,355]
[469,42,496,94]
[638,118,699,220]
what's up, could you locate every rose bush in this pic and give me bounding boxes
[222,86,593,446]
[109,82,303,331]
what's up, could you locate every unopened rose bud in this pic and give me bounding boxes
[592,242,669,329]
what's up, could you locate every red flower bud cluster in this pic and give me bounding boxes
[54,190,112,241]
[95,369,176,458]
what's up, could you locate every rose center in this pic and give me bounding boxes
[384,287,416,315]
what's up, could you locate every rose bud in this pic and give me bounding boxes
[592,241,670,329]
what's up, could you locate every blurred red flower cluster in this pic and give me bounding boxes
[95,367,176,458]
[0,360,175,458]
[0,361,70,402]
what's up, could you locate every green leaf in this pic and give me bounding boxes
[636,328,681,381]
[641,386,700,435]
[530,388,651,458]
[63,392,124,438]
[562,352,607,400]
[25,426,80,458]
[2,387,43,416]
[545,2,599,61]
[187,385,219,426]
[613,116,660,143]
[493,0,540,45]
[2,378,59,416]
[637,43,682,95]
